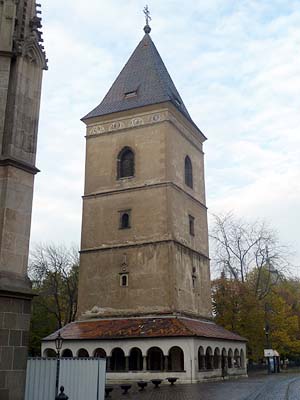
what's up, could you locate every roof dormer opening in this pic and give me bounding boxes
[124,90,137,99]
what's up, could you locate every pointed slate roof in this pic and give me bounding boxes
[82,33,192,123]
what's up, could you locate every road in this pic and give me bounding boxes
[106,373,300,399]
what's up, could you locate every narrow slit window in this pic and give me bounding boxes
[192,267,197,289]
[189,215,195,236]
[185,156,193,188]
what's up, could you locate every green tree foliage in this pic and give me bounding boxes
[28,244,79,355]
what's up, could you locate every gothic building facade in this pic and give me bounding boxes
[43,23,246,382]
[0,1,47,398]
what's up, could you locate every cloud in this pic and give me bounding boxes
[31,1,300,269]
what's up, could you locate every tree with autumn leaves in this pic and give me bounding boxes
[211,213,300,362]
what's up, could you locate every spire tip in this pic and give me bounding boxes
[143,5,151,34]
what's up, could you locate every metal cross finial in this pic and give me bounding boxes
[143,5,151,26]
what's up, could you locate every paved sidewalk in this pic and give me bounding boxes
[106,373,300,400]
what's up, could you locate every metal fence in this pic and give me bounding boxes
[25,358,106,400]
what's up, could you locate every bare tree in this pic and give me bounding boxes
[29,243,79,329]
[210,213,291,298]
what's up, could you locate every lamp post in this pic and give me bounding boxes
[264,323,270,348]
[55,332,63,397]
[264,323,271,374]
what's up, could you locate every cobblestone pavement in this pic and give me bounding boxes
[106,373,300,400]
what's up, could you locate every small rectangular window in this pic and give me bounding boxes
[119,209,131,229]
[189,215,195,236]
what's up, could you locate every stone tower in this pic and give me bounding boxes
[43,23,247,384]
[0,1,47,399]
[77,26,212,321]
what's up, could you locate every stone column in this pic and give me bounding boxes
[164,355,168,372]
[200,355,206,370]
[106,357,111,371]
[222,356,228,378]
[210,355,214,370]
[224,356,228,368]
[218,355,222,369]
[143,356,147,371]
[125,356,129,371]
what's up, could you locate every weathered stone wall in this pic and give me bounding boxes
[0,1,46,399]
[165,110,206,206]
[0,166,34,279]
[3,57,43,165]
[0,0,17,154]
[78,242,172,319]
[81,186,168,249]
[83,107,168,196]
[0,56,12,155]
[0,295,31,400]
[78,103,211,320]
[172,242,212,318]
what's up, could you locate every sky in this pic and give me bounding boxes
[31,0,300,271]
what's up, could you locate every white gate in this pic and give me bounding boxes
[25,358,106,400]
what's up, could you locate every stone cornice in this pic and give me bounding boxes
[83,181,207,210]
[0,271,35,299]
[86,109,168,137]
[85,106,205,152]
[0,50,13,58]
[0,287,35,300]
[0,156,40,174]
[80,238,209,261]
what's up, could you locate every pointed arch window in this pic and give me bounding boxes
[185,156,193,188]
[117,147,134,179]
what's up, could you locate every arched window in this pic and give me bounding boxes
[213,348,220,369]
[184,156,193,188]
[221,348,227,370]
[117,147,134,179]
[129,348,143,371]
[205,347,213,370]
[110,348,125,371]
[198,346,205,370]
[121,213,130,229]
[77,348,89,358]
[93,348,106,358]
[147,347,164,371]
[61,349,73,358]
[234,349,241,368]
[168,346,184,371]
[43,348,56,358]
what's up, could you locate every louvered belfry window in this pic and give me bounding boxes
[185,155,193,188]
[117,147,134,179]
